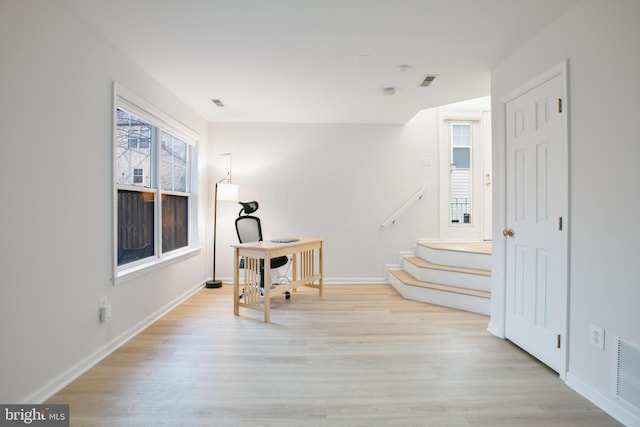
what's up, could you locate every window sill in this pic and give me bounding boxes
[113,247,202,286]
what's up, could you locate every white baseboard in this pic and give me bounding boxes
[322,277,388,284]
[217,277,389,285]
[487,321,505,339]
[566,372,640,426]
[25,281,205,404]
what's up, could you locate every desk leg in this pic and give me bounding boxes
[264,257,271,323]
[291,253,297,282]
[233,247,239,316]
[291,253,298,293]
[319,242,323,297]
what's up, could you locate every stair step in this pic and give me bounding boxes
[417,241,492,271]
[390,269,491,299]
[386,241,492,315]
[404,256,491,277]
[418,241,492,255]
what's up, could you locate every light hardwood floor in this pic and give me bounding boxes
[47,284,621,426]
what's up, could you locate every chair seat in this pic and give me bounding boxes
[271,255,288,269]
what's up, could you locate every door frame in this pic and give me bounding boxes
[482,110,493,241]
[438,107,491,242]
[494,60,570,380]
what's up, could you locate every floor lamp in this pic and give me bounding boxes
[206,156,239,288]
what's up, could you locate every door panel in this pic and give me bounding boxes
[505,74,564,372]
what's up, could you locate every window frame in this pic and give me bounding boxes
[132,168,144,184]
[450,122,472,170]
[112,83,200,285]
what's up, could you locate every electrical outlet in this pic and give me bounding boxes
[590,324,605,350]
[99,304,112,323]
[99,297,110,323]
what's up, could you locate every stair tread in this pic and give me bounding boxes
[419,241,492,255]
[405,256,491,276]
[390,269,491,299]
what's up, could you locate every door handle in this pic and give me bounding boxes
[502,229,515,237]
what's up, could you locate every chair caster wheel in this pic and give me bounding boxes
[285,292,291,300]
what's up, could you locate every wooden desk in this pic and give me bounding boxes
[232,238,323,322]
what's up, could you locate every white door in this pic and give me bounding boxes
[438,115,490,242]
[504,74,565,372]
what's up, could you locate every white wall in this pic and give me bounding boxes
[0,1,210,403]
[491,0,640,423]
[208,112,443,283]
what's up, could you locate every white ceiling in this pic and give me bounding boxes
[62,0,580,124]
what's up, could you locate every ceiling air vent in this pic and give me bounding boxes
[420,74,438,87]
[211,99,224,107]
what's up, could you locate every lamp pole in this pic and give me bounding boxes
[206,181,223,288]
[205,153,238,288]
[206,154,238,289]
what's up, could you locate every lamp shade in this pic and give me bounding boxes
[217,182,239,201]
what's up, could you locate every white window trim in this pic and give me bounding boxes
[113,247,201,286]
[114,83,199,144]
[112,83,201,285]
[450,122,472,170]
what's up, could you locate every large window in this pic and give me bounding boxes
[114,85,198,277]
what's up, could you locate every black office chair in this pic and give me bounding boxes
[235,201,290,299]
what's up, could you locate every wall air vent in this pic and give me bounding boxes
[420,74,438,87]
[211,99,224,107]
[617,338,640,409]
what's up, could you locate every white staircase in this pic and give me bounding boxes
[387,241,491,315]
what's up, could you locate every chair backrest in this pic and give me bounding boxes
[235,215,263,243]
